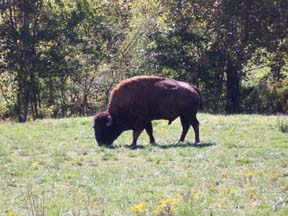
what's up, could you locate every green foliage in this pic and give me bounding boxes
[277,116,288,133]
[242,76,288,114]
[0,0,288,120]
[0,71,16,118]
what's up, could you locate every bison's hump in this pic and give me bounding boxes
[155,79,179,91]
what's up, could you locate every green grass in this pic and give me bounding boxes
[0,114,287,216]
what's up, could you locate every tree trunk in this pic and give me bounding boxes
[23,96,29,122]
[16,92,24,122]
[15,72,29,122]
[48,77,55,106]
[81,94,88,116]
[16,89,29,122]
[226,61,240,114]
[30,70,39,120]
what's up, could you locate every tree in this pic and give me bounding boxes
[0,0,45,121]
[146,0,226,111]
[144,0,288,113]
[211,0,287,113]
[1,0,287,119]
[0,0,117,120]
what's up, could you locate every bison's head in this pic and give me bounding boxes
[93,111,120,146]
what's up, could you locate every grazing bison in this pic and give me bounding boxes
[93,76,202,146]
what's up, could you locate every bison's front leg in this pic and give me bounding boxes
[131,129,144,147]
[131,119,145,147]
[145,121,155,144]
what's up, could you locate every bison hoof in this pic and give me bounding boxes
[129,143,137,149]
[151,142,157,146]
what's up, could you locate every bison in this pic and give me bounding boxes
[93,76,202,146]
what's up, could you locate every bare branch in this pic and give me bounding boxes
[243,63,275,74]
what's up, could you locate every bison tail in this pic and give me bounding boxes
[193,86,203,110]
[199,94,203,110]
[198,101,203,110]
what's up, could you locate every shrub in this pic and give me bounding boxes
[277,116,288,133]
[242,77,288,114]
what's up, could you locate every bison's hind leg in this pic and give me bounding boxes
[179,115,190,143]
[179,114,200,144]
[191,116,200,144]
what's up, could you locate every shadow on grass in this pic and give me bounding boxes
[106,142,216,150]
[156,142,216,149]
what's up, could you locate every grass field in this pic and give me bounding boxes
[0,114,287,216]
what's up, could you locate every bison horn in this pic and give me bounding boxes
[105,115,113,127]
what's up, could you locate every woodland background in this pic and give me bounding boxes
[0,0,287,122]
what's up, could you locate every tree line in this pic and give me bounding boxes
[0,0,287,122]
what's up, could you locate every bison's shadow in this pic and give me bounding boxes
[156,142,216,149]
[155,142,216,149]
[114,142,216,150]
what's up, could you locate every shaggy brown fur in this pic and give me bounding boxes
[93,76,202,146]
[108,76,166,117]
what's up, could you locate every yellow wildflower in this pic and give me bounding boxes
[234,171,239,176]
[245,171,255,179]
[208,185,216,191]
[280,185,288,191]
[223,188,237,195]
[130,203,147,216]
[259,169,265,176]
[222,170,228,178]
[193,191,203,199]
[269,170,280,181]
[248,191,257,199]
[31,162,39,170]
[229,188,237,194]
[162,198,180,206]
[8,211,17,216]
[153,198,180,215]
[246,187,257,199]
